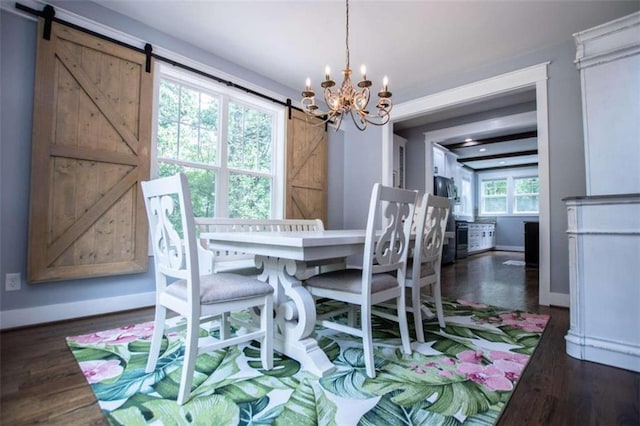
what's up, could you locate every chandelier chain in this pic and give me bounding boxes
[345,0,350,70]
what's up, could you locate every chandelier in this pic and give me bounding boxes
[300,0,392,131]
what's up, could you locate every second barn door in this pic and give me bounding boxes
[285,109,328,224]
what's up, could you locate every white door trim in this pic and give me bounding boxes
[382,62,557,307]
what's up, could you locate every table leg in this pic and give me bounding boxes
[255,255,335,377]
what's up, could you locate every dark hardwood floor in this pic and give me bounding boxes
[1,251,638,425]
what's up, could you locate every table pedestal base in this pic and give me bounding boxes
[256,255,335,377]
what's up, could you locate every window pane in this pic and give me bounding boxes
[179,124,200,162]
[158,162,216,218]
[228,173,271,219]
[159,80,220,165]
[200,128,217,164]
[515,177,539,195]
[179,86,199,126]
[200,92,219,129]
[515,195,539,213]
[484,196,507,213]
[228,102,272,173]
[483,179,507,196]
[159,80,180,123]
[157,121,178,159]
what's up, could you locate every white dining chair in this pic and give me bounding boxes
[141,173,273,405]
[406,193,451,342]
[304,183,418,378]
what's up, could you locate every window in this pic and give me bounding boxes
[514,177,539,214]
[478,170,539,216]
[481,179,508,214]
[154,64,284,219]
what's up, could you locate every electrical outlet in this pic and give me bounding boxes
[5,273,21,291]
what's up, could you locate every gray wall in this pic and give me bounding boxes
[495,216,538,249]
[400,127,427,193]
[343,124,384,229]
[326,130,345,230]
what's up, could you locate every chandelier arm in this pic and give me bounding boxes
[349,108,368,131]
[362,111,391,127]
[300,106,339,128]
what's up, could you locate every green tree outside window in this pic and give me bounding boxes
[156,75,275,219]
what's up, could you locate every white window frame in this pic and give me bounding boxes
[150,62,286,218]
[478,167,539,216]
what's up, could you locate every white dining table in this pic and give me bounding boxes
[201,229,368,377]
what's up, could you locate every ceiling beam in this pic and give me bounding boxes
[458,149,538,163]
[447,130,537,149]
[472,162,539,172]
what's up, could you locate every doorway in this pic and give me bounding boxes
[381,63,552,306]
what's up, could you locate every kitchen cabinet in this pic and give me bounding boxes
[433,145,446,176]
[433,144,458,179]
[468,223,495,254]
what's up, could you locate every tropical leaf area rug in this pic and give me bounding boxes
[66,299,549,426]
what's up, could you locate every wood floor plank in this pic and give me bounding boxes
[1,251,638,425]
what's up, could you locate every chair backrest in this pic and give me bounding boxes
[362,183,418,289]
[412,193,451,277]
[141,173,200,304]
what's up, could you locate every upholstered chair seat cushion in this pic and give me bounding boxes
[305,269,398,294]
[166,273,273,304]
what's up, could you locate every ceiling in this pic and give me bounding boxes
[95,0,639,101]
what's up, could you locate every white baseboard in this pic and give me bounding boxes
[566,332,640,373]
[547,291,570,308]
[0,291,155,330]
[495,245,524,252]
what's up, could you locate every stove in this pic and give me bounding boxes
[455,221,469,259]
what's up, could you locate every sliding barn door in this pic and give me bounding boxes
[28,20,153,283]
[285,109,328,224]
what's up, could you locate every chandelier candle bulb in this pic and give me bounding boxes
[302,78,315,99]
[325,66,331,81]
[360,65,367,80]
